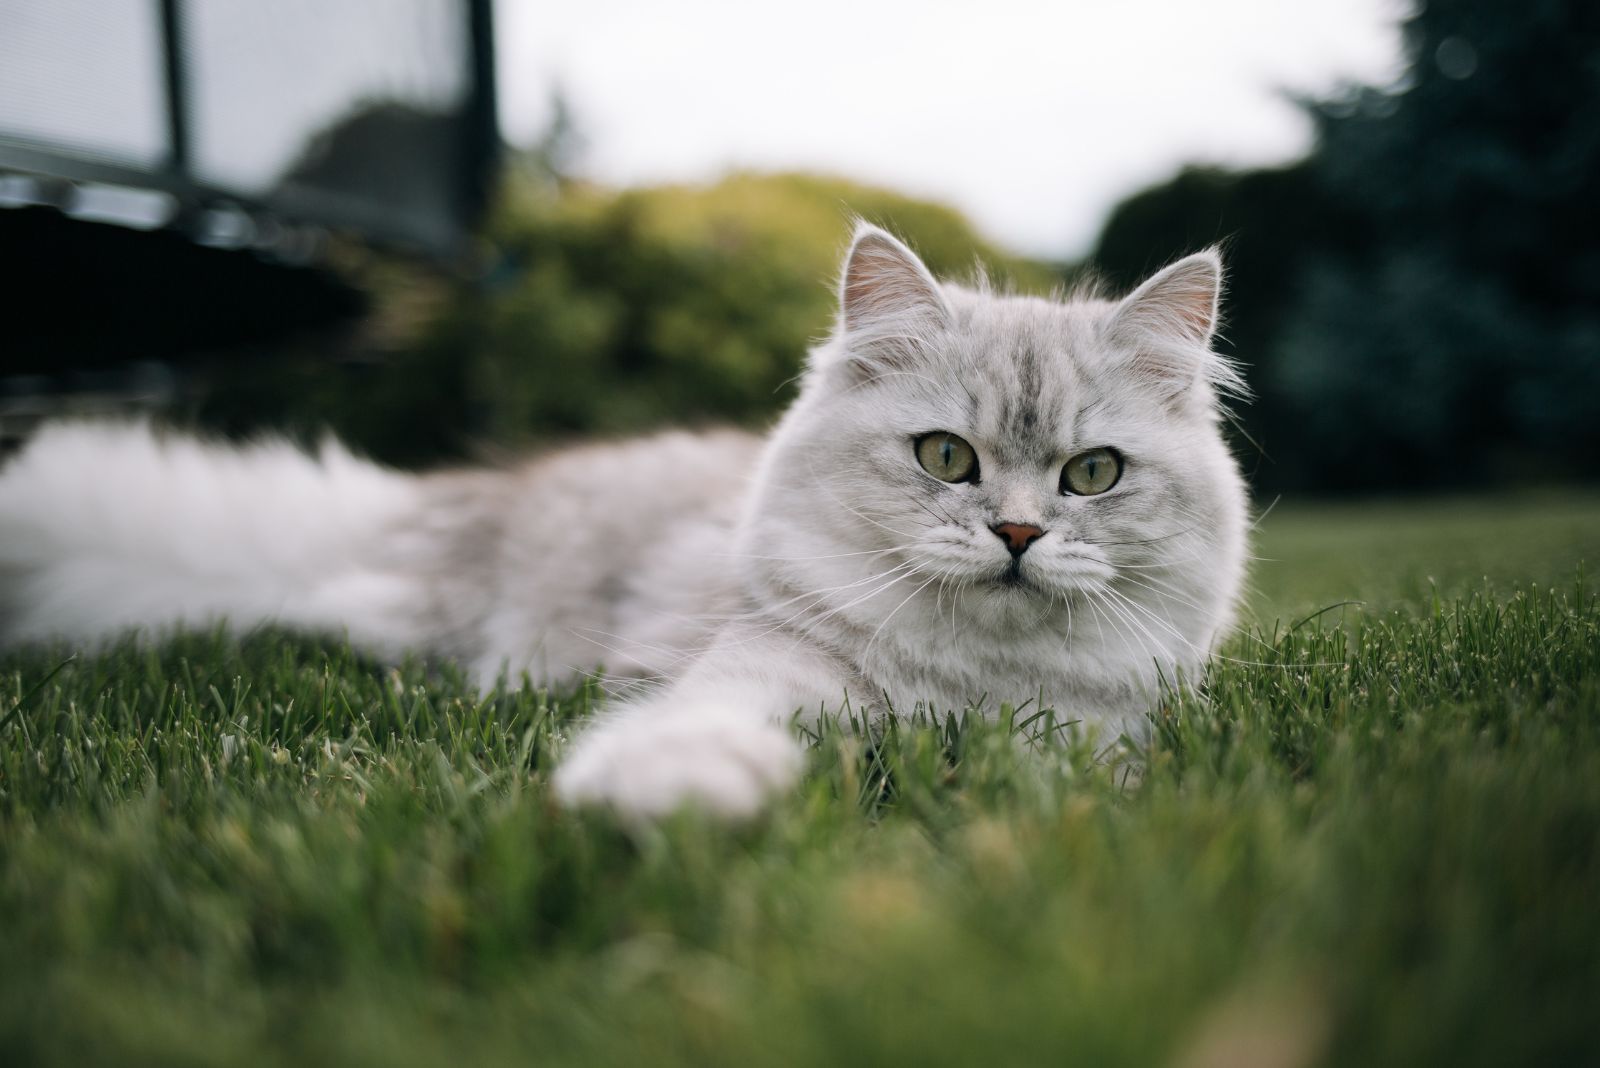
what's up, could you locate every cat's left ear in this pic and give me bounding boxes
[1105,249,1242,406]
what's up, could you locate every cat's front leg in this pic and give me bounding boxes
[553,628,850,819]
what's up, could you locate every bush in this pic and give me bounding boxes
[193,172,1064,467]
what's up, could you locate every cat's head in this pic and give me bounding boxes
[748,222,1248,661]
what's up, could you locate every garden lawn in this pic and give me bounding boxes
[2,493,1598,1067]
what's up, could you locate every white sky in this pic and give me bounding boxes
[494,0,1408,258]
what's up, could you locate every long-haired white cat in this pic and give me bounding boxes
[0,224,1247,817]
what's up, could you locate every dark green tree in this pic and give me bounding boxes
[1277,0,1600,490]
[1089,162,1350,484]
[1094,0,1600,493]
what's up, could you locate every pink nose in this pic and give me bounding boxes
[991,522,1045,557]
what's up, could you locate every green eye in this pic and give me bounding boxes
[915,432,978,483]
[1061,448,1122,495]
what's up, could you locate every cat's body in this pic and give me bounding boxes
[0,225,1248,817]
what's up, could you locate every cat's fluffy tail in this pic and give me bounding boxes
[0,422,431,655]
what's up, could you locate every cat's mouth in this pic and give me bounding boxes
[994,562,1032,590]
[983,553,1114,595]
[989,559,1064,594]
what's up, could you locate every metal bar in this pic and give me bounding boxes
[158,0,191,180]
[0,137,197,196]
[461,0,499,229]
[3,0,489,258]
[0,136,450,256]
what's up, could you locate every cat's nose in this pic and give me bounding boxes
[991,522,1045,557]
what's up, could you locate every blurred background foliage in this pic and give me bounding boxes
[1093,0,1600,492]
[192,170,1058,468]
[193,0,1598,493]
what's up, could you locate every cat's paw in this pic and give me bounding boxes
[553,705,803,820]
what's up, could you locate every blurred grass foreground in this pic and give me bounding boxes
[2,496,1598,1067]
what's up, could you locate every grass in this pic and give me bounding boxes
[2,493,1598,1067]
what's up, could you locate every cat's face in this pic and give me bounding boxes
[752,224,1247,654]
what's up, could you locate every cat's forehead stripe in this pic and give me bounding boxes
[943,299,1094,456]
[984,340,1071,461]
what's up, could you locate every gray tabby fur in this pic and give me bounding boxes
[0,223,1248,818]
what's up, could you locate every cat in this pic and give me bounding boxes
[0,223,1249,818]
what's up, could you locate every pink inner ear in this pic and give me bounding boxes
[1112,254,1222,352]
[842,235,944,331]
[843,249,894,324]
[1154,262,1219,342]
[1171,290,1215,341]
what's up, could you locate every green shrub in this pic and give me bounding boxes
[193,172,1064,467]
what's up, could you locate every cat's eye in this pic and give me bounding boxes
[915,432,978,483]
[1061,448,1122,495]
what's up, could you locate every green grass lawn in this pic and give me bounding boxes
[3,494,1598,1067]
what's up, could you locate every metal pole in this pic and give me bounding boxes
[462,0,499,230]
[158,0,192,181]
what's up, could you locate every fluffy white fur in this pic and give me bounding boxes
[0,224,1248,819]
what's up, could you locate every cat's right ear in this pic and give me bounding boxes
[840,222,947,332]
[822,222,949,376]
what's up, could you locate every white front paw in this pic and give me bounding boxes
[553,706,803,819]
